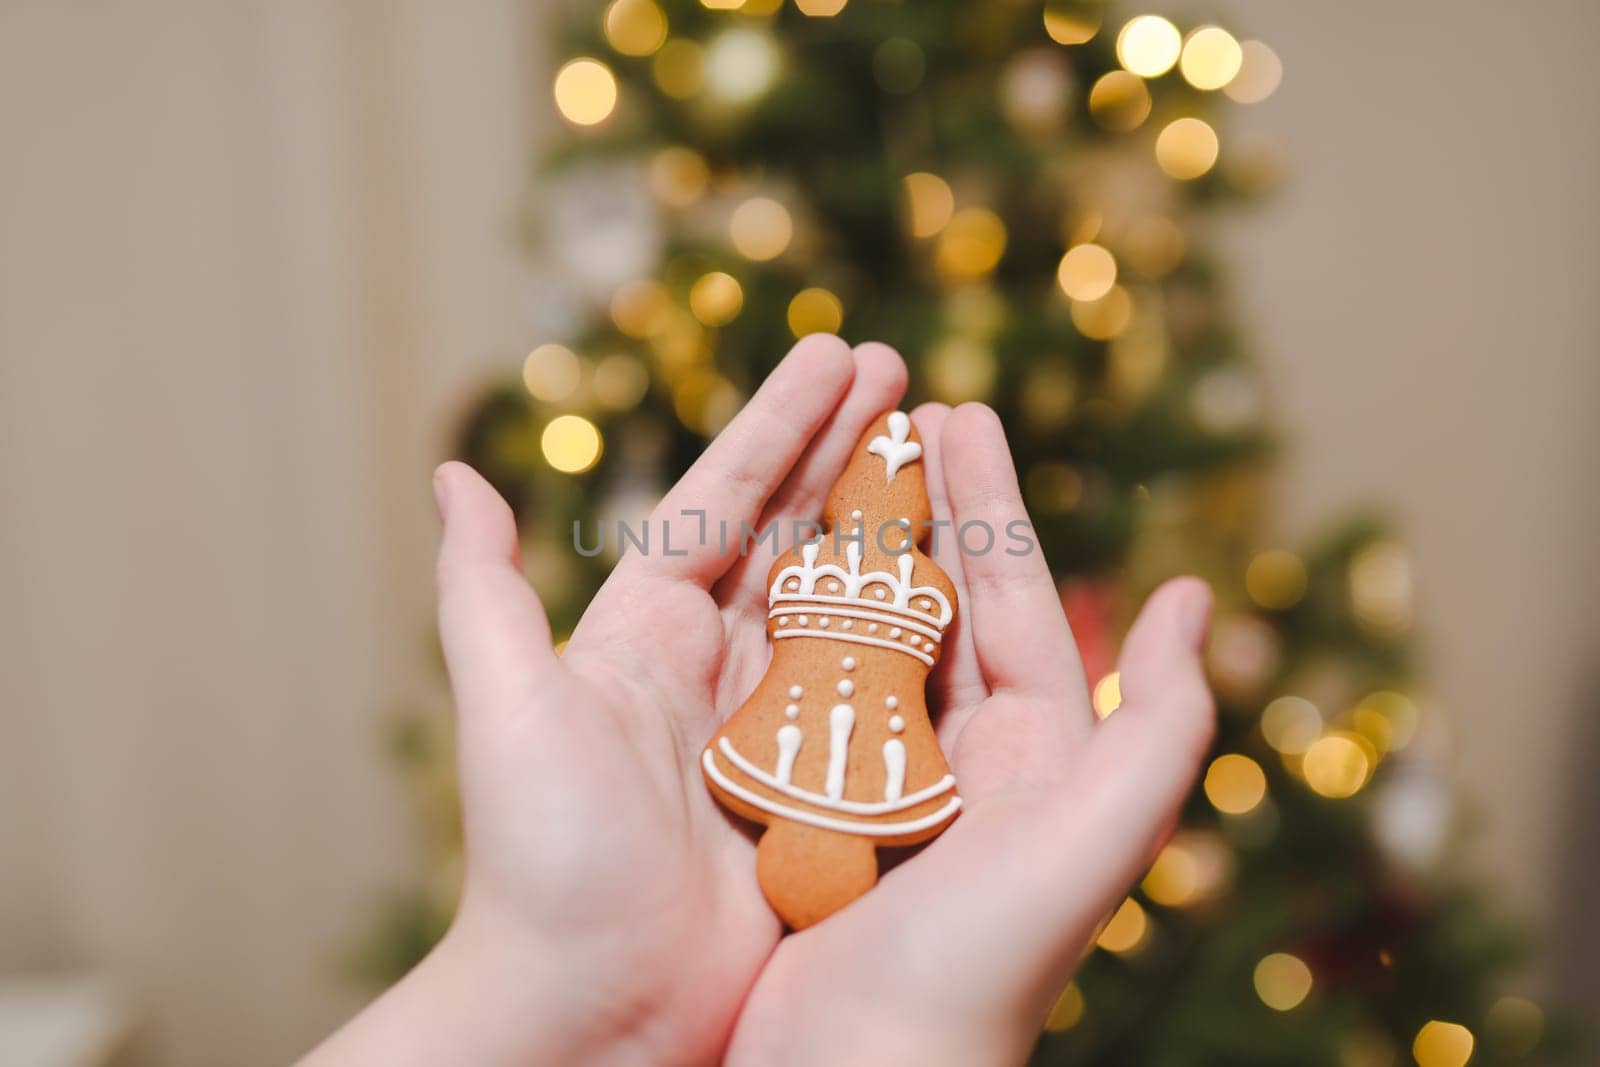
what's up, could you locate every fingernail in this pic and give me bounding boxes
[432,467,450,522]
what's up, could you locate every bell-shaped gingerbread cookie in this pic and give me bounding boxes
[702,411,961,929]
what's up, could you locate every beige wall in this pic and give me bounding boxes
[1,2,1595,1063]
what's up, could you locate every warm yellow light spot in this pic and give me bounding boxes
[787,287,844,338]
[553,59,618,126]
[1253,953,1313,1011]
[1025,460,1082,513]
[935,208,1007,280]
[903,172,955,238]
[1350,541,1413,634]
[1302,732,1373,799]
[688,271,744,326]
[1092,671,1122,718]
[541,414,603,473]
[1057,243,1118,302]
[1087,70,1152,131]
[1019,367,1075,429]
[700,0,744,9]
[1246,549,1308,610]
[1204,754,1266,815]
[1180,26,1243,90]
[1043,2,1099,46]
[795,0,847,15]
[1108,316,1167,403]
[1357,690,1419,752]
[1225,40,1283,104]
[1069,285,1133,340]
[1156,117,1220,180]
[604,0,668,57]
[1123,215,1185,277]
[1413,1021,1474,1067]
[611,280,673,338]
[673,370,741,435]
[706,28,779,102]
[1142,844,1197,906]
[926,338,997,404]
[652,39,705,99]
[1484,996,1544,1058]
[591,354,650,411]
[741,0,782,13]
[649,147,710,207]
[522,343,582,402]
[650,309,705,372]
[1095,898,1148,954]
[729,197,793,261]
[1261,696,1322,755]
[1117,15,1181,78]
[1043,983,1085,1031]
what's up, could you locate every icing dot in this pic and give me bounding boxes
[841,619,854,630]
[889,715,905,733]
[919,598,932,610]
[874,588,888,600]
[922,638,935,650]
[851,509,862,521]
[784,704,799,720]
[778,616,790,626]
[889,627,902,639]
[867,623,879,634]
[828,581,842,593]
[841,657,857,670]
[796,615,809,626]
[787,578,800,590]
[789,685,803,699]
[885,695,900,709]
[818,616,831,628]
[837,679,854,697]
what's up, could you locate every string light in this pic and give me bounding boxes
[541,414,604,473]
[1057,243,1118,302]
[1092,671,1121,717]
[1302,732,1373,798]
[1156,117,1220,179]
[1204,754,1266,815]
[1087,71,1152,131]
[706,28,779,103]
[653,39,705,98]
[591,353,650,411]
[1095,898,1148,954]
[522,343,582,402]
[611,280,672,338]
[1043,983,1085,1031]
[700,0,743,10]
[1245,549,1308,610]
[1225,40,1283,103]
[1042,1,1099,46]
[1261,696,1322,755]
[787,287,844,337]
[603,0,669,57]
[1108,314,1168,402]
[903,173,954,238]
[689,271,744,326]
[1069,285,1133,340]
[673,370,742,435]
[1117,15,1181,78]
[1356,690,1419,752]
[553,59,618,126]
[649,147,710,207]
[1484,996,1544,1058]
[1179,26,1243,90]
[730,197,793,260]
[796,0,847,16]
[935,208,1007,280]
[1350,541,1413,633]
[1413,1021,1474,1067]
[1142,831,1230,906]
[926,338,997,403]
[1253,954,1313,1011]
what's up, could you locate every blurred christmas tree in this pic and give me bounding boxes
[355,1,1560,1062]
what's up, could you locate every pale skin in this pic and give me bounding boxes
[302,335,1215,1066]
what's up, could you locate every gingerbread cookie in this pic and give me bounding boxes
[702,411,961,929]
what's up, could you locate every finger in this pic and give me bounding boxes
[909,402,988,719]
[433,462,557,713]
[712,342,908,614]
[619,334,855,588]
[939,403,1087,717]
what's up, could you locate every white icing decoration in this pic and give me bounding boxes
[842,656,856,670]
[851,509,862,521]
[867,411,922,482]
[889,627,901,639]
[796,614,809,625]
[788,578,800,590]
[883,738,907,802]
[837,678,854,698]
[828,581,841,593]
[704,750,962,836]
[714,739,956,815]
[784,703,799,720]
[886,695,899,710]
[778,616,790,625]
[826,703,855,800]
[874,589,887,600]
[868,623,879,633]
[772,628,935,667]
[770,540,953,627]
[818,616,830,628]
[775,724,803,784]
[841,619,853,630]
[768,601,942,641]
[888,714,905,732]
[789,685,803,699]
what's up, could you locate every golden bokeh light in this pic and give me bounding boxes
[1155,117,1220,180]
[1116,15,1182,78]
[1302,732,1373,799]
[1092,671,1122,718]
[904,172,955,238]
[926,338,997,403]
[1413,1021,1474,1067]
[1350,541,1413,634]
[591,353,651,411]
[935,208,1008,280]
[1356,690,1419,752]
[1095,898,1148,954]
[1246,549,1308,610]
[1043,1,1099,46]
[1043,983,1085,1031]
[1069,284,1133,340]
[674,370,742,435]
[604,0,669,57]
[1025,460,1082,513]
[611,279,673,338]
[787,287,844,337]
[1484,996,1544,1058]
[653,39,705,99]
[1179,26,1243,91]
[1020,367,1075,428]
[1204,753,1266,815]
[796,0,847,16]
[541,414,604,474]
[1087,70,1152,132]
[1123,215,1186,277]
[688,271,744,326]
[730,197,793,261]
[699,0,744,9]
[1253,953,1313,1011]
[1261,696,1322,755]
[1108,315,1168,403]
[1225,40,1283,104]
[553,59,619,126]
[649,147,710,207]
[1057,243,1118,302]
[522,343,582,403]
[706,28,779,102]
[1141,831,1230,907]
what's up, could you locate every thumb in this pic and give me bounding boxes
[433,461,557,713]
